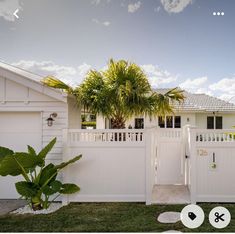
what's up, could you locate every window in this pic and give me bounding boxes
[207,116,214,129]
[135,118,144,129]
[166,116,173,128]
[207,116,223,129]
[174,116,181,128]
[158,116,181,128]
[158,116,165,128]
[216,116,222,129]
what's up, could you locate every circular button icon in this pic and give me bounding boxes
[181,204,205,229]
[209,206,231,229]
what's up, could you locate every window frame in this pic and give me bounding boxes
[207,116,223,129]
[158,116,181,129]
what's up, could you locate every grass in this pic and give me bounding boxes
[0,202,234,232]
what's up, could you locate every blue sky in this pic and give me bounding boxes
[1,0,235,101]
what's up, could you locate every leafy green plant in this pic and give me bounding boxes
[0,138,81,211]
[81,121,96,128]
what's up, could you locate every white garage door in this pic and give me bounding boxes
[0,112,42,199]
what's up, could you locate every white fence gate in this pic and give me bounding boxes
[155,129,185,185]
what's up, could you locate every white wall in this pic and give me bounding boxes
[97,112,196,129]
[196,113,235,129]
[68,96,81,128]
[96,115,106,129]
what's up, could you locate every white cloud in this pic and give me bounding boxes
[179,76,209,93]
[128,1,141,13]
[103,21,111,26]
[161,0,192,13]
[141,64,178,88]
[0,0,22,22]
[77,63,92,77]
[92,18,111,26]
[12,60,92,86]
[154,6,161,12]
[209,77,235,94]
[91,0,111,5]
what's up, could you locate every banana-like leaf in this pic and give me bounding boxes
[15,181,39,198]
[0,147,14,163]
[60,183,80,194]
[0,153,43,176]
[55,155,82,170]
[38,138,56,160]
[39,163,57,186]
[42,180,62,195]
[27,145,37,157]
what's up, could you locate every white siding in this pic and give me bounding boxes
[68,96,81,128]
[196,113,235,129]
[97,113,196,129]
[0,76,69,164]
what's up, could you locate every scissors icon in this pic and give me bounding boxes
[214,212,225,222]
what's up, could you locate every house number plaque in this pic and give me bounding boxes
[197,149,208,156]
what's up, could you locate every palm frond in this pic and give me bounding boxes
[42,76,75,95]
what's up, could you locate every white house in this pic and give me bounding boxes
[1,62,235,204]
[96,89,235,130]
[0,62,81,199]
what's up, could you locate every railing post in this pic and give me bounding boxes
[188,127,197,204]
[62,128,69,206]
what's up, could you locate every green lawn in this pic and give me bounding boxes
[0,203,234,232]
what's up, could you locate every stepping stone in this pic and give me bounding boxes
[163,230,181,233]
[157,211,181,224]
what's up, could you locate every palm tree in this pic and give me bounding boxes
[43,59,185,129]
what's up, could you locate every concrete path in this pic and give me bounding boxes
[0,199,27,216]
[152,185,190,204]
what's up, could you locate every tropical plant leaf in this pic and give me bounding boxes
[39,163,57,186]
[54,155,82,170]
[0,153,43,176]
[60,183,80,194]
[15,181,39,198]
[38,138,56,160]
[0,146,14,164]
[27,145,37,157]
[42,180,62,195]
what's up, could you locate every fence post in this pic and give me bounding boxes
[62,128,69,206]
[188,127,197,204]
[145,128,153,205]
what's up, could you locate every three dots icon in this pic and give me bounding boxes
[213,12,225,16]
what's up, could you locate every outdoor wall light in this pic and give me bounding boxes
[47,113,57,127]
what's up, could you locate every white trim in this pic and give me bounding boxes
[0,66,67,102]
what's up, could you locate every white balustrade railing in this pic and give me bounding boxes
[195,129,235,142]
[67,129,145,143]
[158,128,182,139]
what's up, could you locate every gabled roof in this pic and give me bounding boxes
[0,61,67,102]
[154,88,235,113]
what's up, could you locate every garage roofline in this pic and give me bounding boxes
[0,61,67,103]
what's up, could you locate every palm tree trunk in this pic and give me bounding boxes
[111,117,126,129]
